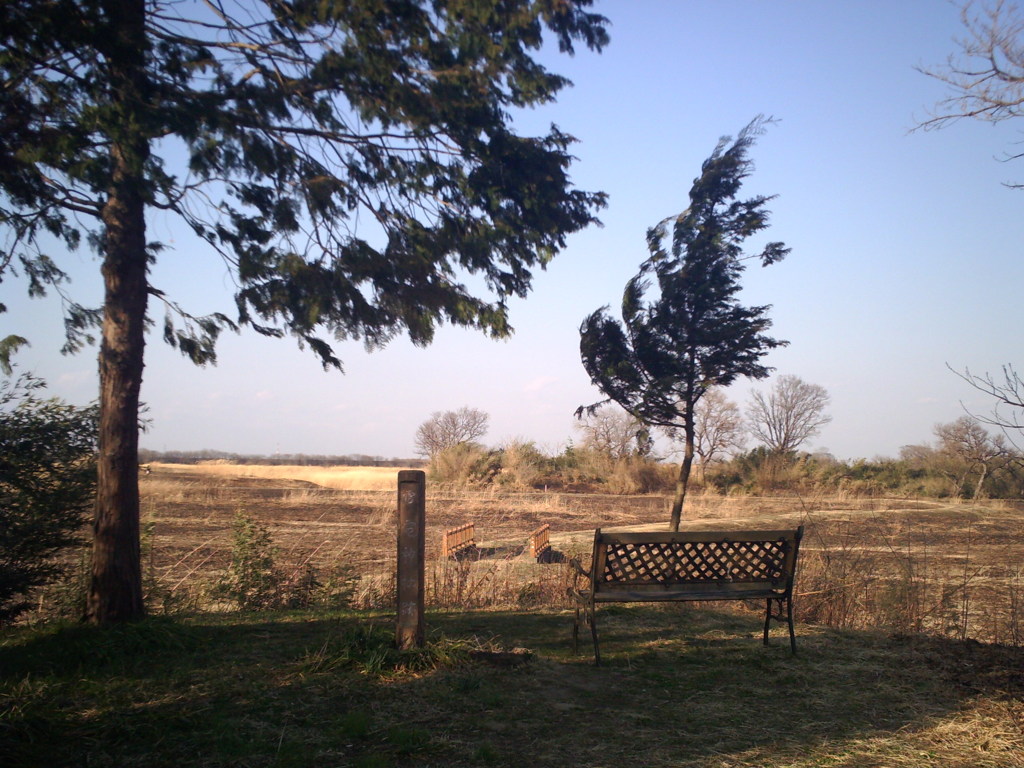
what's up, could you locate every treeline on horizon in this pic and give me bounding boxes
[138,443,1024,501]
[421,441,1024,500]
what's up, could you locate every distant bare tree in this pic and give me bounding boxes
[899,443,935,466]
[691,389,746,478]
[576,408,649,460]
[935,416,1011,498]
[414,408,489,459]
[918,0,1024,185]
[900,442,954,493]
[747,375,832,454]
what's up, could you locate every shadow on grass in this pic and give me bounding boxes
[2,606,1022,767]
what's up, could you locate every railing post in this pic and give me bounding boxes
[396,469,425,650]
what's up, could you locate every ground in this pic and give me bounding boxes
[134,463,1024,642]
[4,463,1024,767]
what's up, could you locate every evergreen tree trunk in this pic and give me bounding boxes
[85,0,149,624]
[669,419,696,532]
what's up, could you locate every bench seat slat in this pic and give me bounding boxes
[584,586,783,602]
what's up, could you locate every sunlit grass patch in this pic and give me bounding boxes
[152,462,413,491]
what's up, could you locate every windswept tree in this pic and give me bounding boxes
[0,0,609,623]
[747,374,832,455]
[414,407,489,459]
[579,118,789,530]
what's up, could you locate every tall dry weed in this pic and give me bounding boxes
[350,567,396,610]
[790,511,1024,645]
[427,553,574,610]
[1006,567,1024,646]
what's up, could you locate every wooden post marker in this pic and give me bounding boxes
[396,470,425,650]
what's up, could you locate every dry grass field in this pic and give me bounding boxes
[151,462,408,491]
[129,462,1024,644]
[6,462,1024,768]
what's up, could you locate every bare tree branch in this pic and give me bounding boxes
[950,363,1024,451]
[917,1,1024,185]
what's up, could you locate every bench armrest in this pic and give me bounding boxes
[569,557,591,580]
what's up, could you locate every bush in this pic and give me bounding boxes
[0,374,97,624]
[211,512,354,612]
[495,440,550,489]
[213,512,283,611]
[605,457,673,494]
[428,442,498,485]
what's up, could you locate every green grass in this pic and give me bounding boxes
[2,606,1022,767]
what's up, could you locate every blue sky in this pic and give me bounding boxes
[4,0,1024,461]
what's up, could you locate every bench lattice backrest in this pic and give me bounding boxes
[595,529,799,590]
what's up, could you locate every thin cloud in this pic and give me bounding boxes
[524,376,558,393]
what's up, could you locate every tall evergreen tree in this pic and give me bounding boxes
[0,0,608,622]
[579,118,788,530]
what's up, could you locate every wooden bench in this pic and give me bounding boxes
[569,526,803,664]
[441,523,476,559]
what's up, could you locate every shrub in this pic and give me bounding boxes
[211,513,350,612]
[0,374,97,624]
[495,440,549,489]
[214,512,283,610]
[428,442,497,485]
[605,456,673,494]
[548,443,600,488]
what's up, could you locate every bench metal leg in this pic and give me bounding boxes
[571,599,601,664]
[569,598,598,663]
[589,606,601,666]
[787,596,797,654]
[572,603,580,654]
[763,597,797,654]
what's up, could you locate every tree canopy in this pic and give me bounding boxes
[934,415,1010,499]
[579,118,788,530]
[690,388,746,474]
[575,406,650,461]
[1,0,609,361]
[0,0,609,622]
